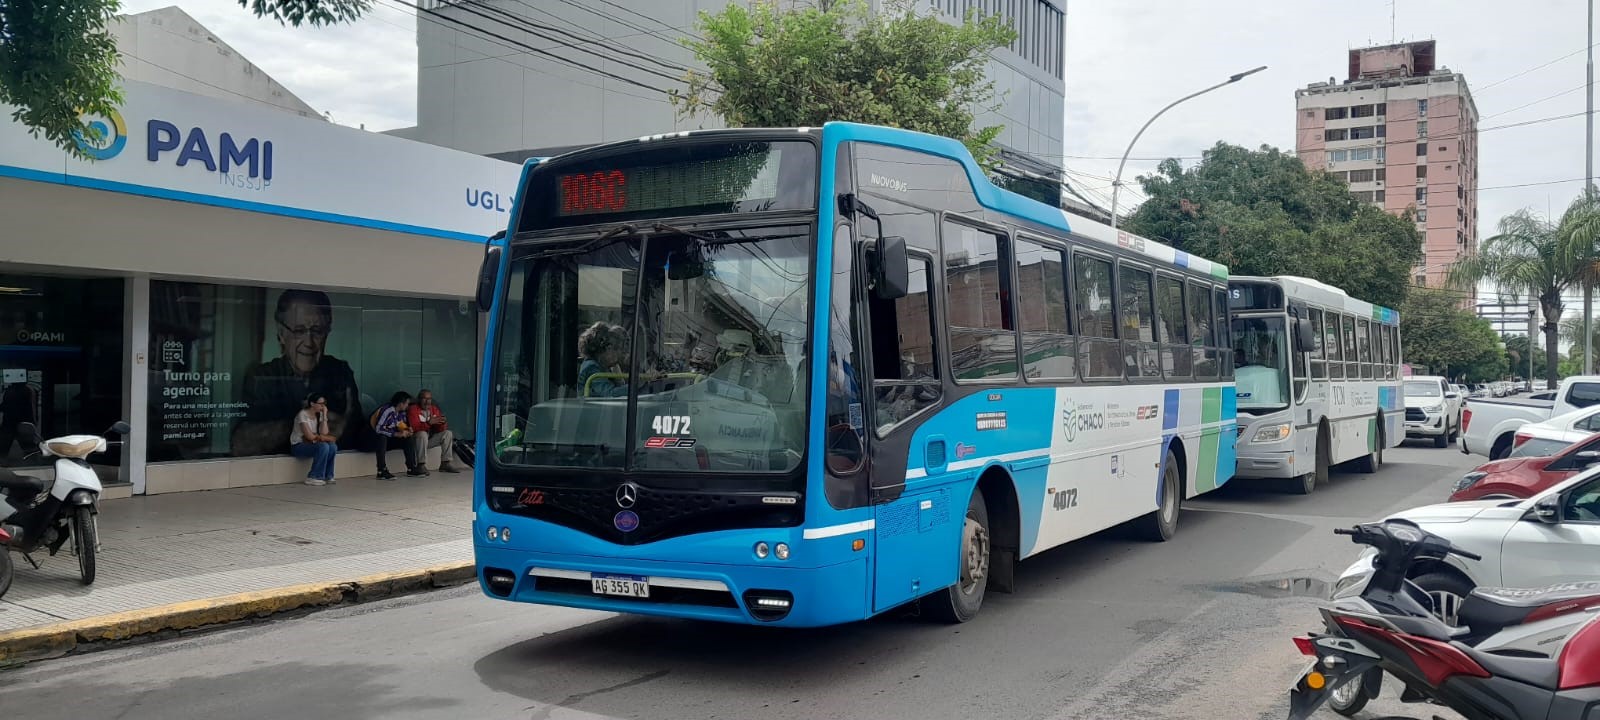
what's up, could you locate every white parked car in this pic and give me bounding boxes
[1338,469,1600,623]
[1505,404,1600,458]
[1403,375,1462,448]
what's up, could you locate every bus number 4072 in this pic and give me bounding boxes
[1053,488,1078,511]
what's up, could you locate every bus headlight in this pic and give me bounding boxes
[1252,423,1293,443]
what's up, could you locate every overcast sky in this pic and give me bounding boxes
[120,0,1597,288]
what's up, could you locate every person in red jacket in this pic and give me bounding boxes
[408,389,463,473]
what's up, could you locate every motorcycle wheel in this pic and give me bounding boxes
[1328,670,1372,716]
[0,549,12,599]
[72,507,96,585]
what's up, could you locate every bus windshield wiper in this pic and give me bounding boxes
[532,223,639,259]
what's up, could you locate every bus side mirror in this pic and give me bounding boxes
[1296,318,1316,350]
[873,236,910,300]
[476,245,503,313]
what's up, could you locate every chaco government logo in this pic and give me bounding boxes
[1061,400,1079,442]
[73,108,128,160]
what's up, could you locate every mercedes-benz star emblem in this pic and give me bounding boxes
[615,483,639,509]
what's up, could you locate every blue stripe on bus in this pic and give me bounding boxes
[1162,389,1181,433]
[1174,250,1191,269]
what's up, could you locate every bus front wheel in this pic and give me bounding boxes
[926,490,990,623]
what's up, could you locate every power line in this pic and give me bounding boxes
[380,0,668,101]
[569,0,706,43]
[1482,82,1588,120]
[391,0,677,96]
[1475,43,1600,94]
[496,0,692,73]
[448,0,687,85]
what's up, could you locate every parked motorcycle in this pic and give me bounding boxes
[0,421,129,585]
[1286,518,1600,720]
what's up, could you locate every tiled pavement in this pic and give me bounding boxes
[0,475,473,632]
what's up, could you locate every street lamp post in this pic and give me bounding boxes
[1110,66,1268,229]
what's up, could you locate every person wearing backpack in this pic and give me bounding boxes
[371,391,421,480]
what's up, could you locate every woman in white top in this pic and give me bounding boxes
[289,392,338,486]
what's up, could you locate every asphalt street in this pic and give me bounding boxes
[0,442,1479,720]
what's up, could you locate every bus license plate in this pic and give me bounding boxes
[591,573,650,598]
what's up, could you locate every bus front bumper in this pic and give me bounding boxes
[473,544,870,628]
[1233,451,1298,479]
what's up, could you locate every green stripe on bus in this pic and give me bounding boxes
[1368,417,1377,451]
[1210,264,1229,279]
[1195,387,1223,492]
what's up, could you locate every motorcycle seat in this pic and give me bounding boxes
[1461,582,1600,634]
[0,467,45,497]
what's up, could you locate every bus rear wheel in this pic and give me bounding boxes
[926,490,990,623]
[1352,415,1383,474]
[1136,451,1182,542]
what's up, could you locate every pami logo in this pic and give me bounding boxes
[868,173,908,193]
[147,120,274,190]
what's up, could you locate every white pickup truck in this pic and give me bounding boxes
[1460,375,1600,459]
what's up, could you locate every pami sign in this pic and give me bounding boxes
[559,170,627,215]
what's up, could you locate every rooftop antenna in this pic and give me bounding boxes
[1391,0,1397,43]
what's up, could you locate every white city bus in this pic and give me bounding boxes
[1229,275,1403,493]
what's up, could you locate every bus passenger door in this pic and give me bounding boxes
[862,246,956,613]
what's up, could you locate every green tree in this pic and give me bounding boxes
[1123,143,1422,309]
[1401,288,1504,380]
[0,0,366,158]
[1449,194,1600,387]
[671,0,1016,164]
[1503,334,1549,382]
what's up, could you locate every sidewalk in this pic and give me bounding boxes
[0,473,474,639]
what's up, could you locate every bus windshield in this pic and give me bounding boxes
[1232,316,1289,410]
[491,224,812,478]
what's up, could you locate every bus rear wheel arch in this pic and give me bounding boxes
[925,468,1019,623]
[1136,443,1185,542]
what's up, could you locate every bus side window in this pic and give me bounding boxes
[1357,318,1374,379]
[1187,280,1215,378]
[1156,274,1191,378]
[1119,263,1160,378]
[1212,286,1232,380]
[1015,238,1074,381]
[1324,309,1345,380]
[1309,308,1327,380]
[942,220,1017,382]
[1341,314,1359,379]
[1074,253,1120,380]
[868,252,941,434]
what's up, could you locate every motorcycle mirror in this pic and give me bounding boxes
[16,422,40,445]
[107,421,131,436]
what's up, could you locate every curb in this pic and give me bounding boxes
[0,561,476,664]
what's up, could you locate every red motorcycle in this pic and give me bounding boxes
[1287,519,1600,720]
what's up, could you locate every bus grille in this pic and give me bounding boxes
[488,482,803,545]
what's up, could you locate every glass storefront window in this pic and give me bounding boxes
[0,275,125,469]
[148,281,477,461]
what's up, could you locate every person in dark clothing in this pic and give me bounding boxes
[372,391,421,480]
[232,289,365,456]
[0,382,38,462]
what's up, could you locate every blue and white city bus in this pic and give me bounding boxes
[472,122,1238,627]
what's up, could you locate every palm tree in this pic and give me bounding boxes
[1449,193,1600,387]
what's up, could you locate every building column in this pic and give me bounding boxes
[123,275,150,494]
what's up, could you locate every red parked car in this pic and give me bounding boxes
[1450,431,1600,501]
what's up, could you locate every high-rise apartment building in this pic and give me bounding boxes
[390,0,1066,181]
[1294,41,1479,294]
